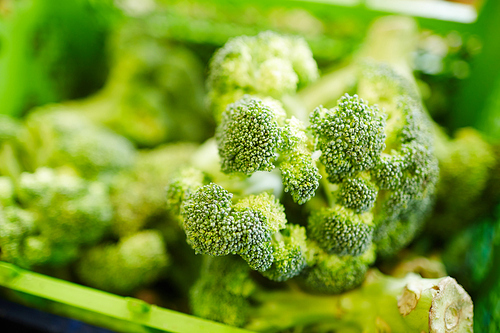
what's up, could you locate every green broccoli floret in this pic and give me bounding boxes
[110,142,198,237]
[17,168,113,265]
[211,32,321,205]
[301,242,376,294]
[260,224,308,282]
[279,116,321,204]
[310,75,438,259]
[180,182,307,280]
[310,94,386,183]
[76,230,169,295]
[338,177,379,213]
[182,183,241,257]
[24,107,136,181]
[208,31,318,122]
[0,205,50,269]
[429,126,496,235]
[216,96,320,205]
[216,97,284,175]
[308,205,374,256]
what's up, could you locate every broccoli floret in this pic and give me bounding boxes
[208,31,318,121]
[76,230,169,295]
[279,116,321,204]
[0,205,49,269]
[260,224,308,282]
[338,177,378,213]
[211,32,321,205]
[216,97,284,175]
[302,243,376,294]
[182,183,242,256]
[216,96,320,205]
[310,94,386,183]
[310,77,438,258]
[24,107,136,181]
[429,127,496,235]
[308,205,374,256]
[17,168,113,264]
[180,182,307,280]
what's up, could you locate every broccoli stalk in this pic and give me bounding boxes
[247,270,473,333]
[191,256,473,332]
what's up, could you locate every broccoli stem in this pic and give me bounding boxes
[246,270,472,332]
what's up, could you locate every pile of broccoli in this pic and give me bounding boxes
[2,6,498,332]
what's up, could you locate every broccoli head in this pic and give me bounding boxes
[76,230,169,295]
[0,204,50,269]
[216,96,320,205]
[208,31,319,122]
[310,94,386,183]
[23,107,136,181]
[310,71,438,258]
[18,168,113,263]
[179,182,307,280]
[429,126,496,235]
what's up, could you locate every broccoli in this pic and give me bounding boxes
[76,230,169,295]
[180,183,307,279]
[212,33,322,205]
[190,255,472,332]
[166,18,440,304]
[0,199,50,269]
[428,126,496,236]
[209,20,438,262]
[311,88,438,259]
[18,168,113,265]
[22,106,136,181]
[208,30,319,123]
[0,168,113,269]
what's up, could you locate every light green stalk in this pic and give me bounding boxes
[246,270,473,332]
